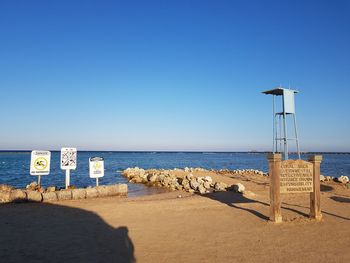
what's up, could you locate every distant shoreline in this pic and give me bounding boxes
[0,150,349,154]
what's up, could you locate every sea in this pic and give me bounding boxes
[0,151,349,197]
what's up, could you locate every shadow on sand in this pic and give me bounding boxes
[200,191,350,221]
[330,196,350,203]
[0,202,135,263]
[199,191,270,221]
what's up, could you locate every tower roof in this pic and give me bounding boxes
[262,87,298,96]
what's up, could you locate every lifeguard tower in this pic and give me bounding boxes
[262,87,301,160]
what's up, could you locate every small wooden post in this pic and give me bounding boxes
[309,155,323,221]
[65,169,70,189]
[268,153,282,223]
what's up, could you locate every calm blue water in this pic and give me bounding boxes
[0,152,349,196]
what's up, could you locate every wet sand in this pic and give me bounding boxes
[0,171,349,263]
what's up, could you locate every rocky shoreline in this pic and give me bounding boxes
[122,167,250,194]
[0,183,128,204]
[122,167,350,194]
[1,167,348,204]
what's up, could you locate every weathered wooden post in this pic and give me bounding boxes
[309,155,323,221]
[268,153,282,223]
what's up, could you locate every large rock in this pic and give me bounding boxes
[203,182,211,189]
[198,185,207,194]
[123,167,146,180]
[86,187,98,198]
[0,190,11,203]
[214,182,227,191]
[117,184,128,195]
[104,184,128,196]
[9,189,27,203]
[175,184,183,190]
[42,192,58,202]
[130,177,143,183]
[57,190,72,201]
[204,176,213,183]
[325,176,333,181]
[182,181,191,191]
[190,179,200,191]
[0,184,13,192]
[96,186,109,197]
[337,176,349,184]
[185,173,193,180]
[162,177,171,187]
[233,183,245,193]
[46,186,56,192]
[26,190,43,202]
[26,181,38,191]
[72,189,86,200]
[148,174,158,183]
[181,178,189,186]
[197,177,204,184]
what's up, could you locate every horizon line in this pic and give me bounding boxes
[0,150,349,154]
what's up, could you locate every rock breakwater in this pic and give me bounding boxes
[122,167,245,194]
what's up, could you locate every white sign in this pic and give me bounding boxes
[283,89,295,114]
[89,157,104,178]
[60,147,77,170]
[30,150,51,175]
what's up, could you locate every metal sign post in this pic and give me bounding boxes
[30,150,51,189]
[60,147,77,189]
[89,157,104,187]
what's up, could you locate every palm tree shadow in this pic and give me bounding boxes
[0,202,136,263]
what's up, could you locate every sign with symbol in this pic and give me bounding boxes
[89,157,104,178]
[30,150,51,175]
[60,147,77,170]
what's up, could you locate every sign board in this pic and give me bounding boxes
[283,89,295,114]
[60,147,77,170]
[89,157,104,178]
[268,154,323,223]
[280,159,313,193]
[30,150,51,175]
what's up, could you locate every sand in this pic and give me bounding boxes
[0,171,349,263]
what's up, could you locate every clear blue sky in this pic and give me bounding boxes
[0,0,349,152]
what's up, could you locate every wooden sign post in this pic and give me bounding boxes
[268,153,282,223]
[309,155,323,221]
[268,153,323,223]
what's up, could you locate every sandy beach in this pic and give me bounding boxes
[1,170,349,263]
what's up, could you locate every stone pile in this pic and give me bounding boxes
[123,167,243,194]
[320,175,334,182]
[336,175,349,184]
[320,175,349,184]
[0,183,127,204]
